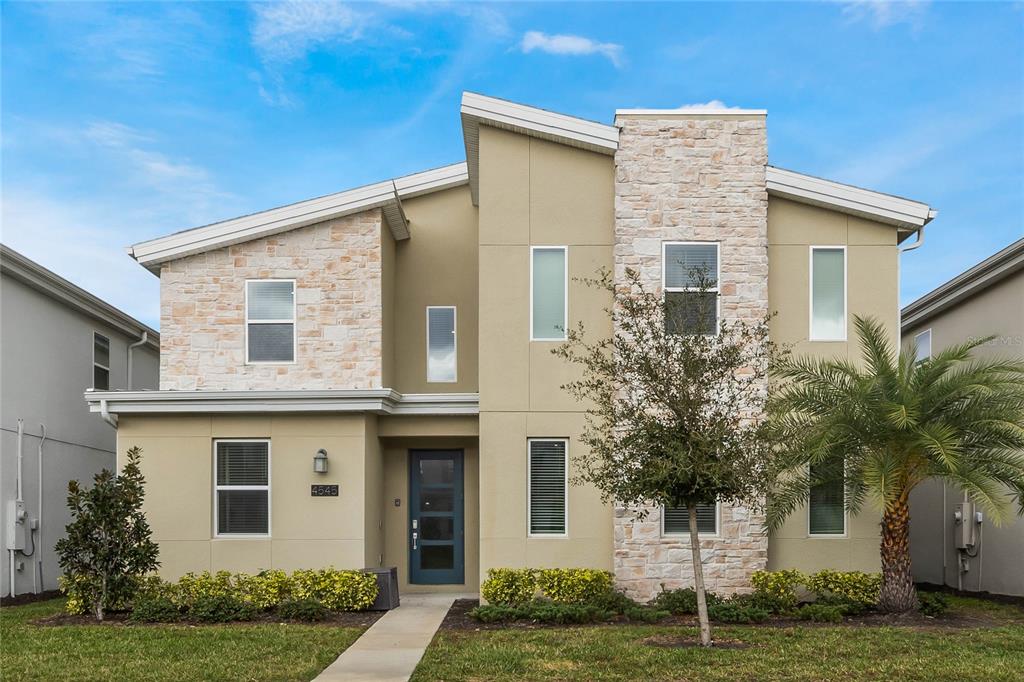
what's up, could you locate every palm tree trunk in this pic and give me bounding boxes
[688,502,713,647]
[878,496,917,613]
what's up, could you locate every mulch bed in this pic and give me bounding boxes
[438,599,1020,633]
[32,609,384,628]
[0,590,62,608]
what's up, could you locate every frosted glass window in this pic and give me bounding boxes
[914,329,932,363]
[531,247,566,340]
[811,248,846,340]
[246,281,295,363]
[427,306,457,382]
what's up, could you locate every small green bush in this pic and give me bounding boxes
[815,593,866,616]
[175,571,234,608]
[235,570,292,609]
[588,589,641,614]
[535,569,614,605]
[750,569,804,611]
[918,591,950,617]
[806,570,881,607]
[291,568,378,611]
[623,606,671,623]
[480,569,538,606]
[129,594,182,623]
[708,595,770,623]
[278,598,331,622]
[796,603,845,623]
[191,594,258,623]
[470,600,613,624]
[651,586,722,615]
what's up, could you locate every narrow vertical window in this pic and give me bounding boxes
[215,440,270,536]
[528,439,567,536]
[93,333,110,390]
[246,280,295,363]
[809,457,845,536]
[914,329,932,363]
[663,242,719,335]
[663,503,718,536]
[810,247,846,341]
[426,306,457,383]
[531,247,567,341]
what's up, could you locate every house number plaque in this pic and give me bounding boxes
[311,484,339,497]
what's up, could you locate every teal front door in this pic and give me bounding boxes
[409,450,464,584]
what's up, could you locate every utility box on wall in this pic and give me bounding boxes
[954,502,976,549]
[5,500,27,551]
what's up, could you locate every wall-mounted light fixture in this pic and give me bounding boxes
[313,448,329,474]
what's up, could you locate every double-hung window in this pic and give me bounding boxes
[810,247,846,341]
[808,457,845,536]
[426,306,457,383]
[93,333,110,390]
[663,242,719,335]
[528,439,567,536]
[531,246,567,341]
[663,503,719,536]
[214,440,270,536]
[914,329,932,363]
[246,280,295,363]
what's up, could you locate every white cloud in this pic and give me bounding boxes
[519,30,624,67]
[841,1,931,29]
[250,0,364,63]
[675,100,743,111]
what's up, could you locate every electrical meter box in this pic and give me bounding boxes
[954,501,976,549]
[6,500,28,551]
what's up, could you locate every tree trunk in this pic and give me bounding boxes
[878,496,917,613]
[688,503,713,647]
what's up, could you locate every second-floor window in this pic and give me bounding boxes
[914,329,932,363]
[427,306,457,383]
[531,246,567,341]
[663,242,719,335]
[810,247,846,341]
[246,280,295,364]
[93,332,110,390]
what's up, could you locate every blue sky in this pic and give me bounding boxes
[3,1,1022,329]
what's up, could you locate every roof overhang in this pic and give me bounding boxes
[1,245,159,348]
[84,388,479,416]
[128,163,468,274]
[901,238,1024,331]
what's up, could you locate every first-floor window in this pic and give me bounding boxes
[215,440,270,536]
[663,503,718,535]
[93,332,110,390]
[528,439,567,536]
[246,280,295,363]
[809,457,845,536]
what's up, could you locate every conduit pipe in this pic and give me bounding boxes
[35,424,46,594]
[10,420,24,597]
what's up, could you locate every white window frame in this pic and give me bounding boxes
[213,439,271,539]
[914,328,932,363]
[807,462,847,538]
[662,241,721,336]
[529,246,568,342]
[92,332,110,390]
[808,246,848,342]
[661,502,721,538]
[425,305,458,383]
[526,437,569,538]
[245,279,297,365]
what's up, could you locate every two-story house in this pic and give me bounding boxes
[85,93,935,599]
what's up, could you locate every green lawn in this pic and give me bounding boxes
[412,597,1024,682]
[1,599,367,682]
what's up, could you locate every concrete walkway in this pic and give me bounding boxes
[313,593,469,682]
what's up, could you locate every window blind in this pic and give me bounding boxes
[664,504,717,535]
[427,307,456,382]
[809,457,845,535]
[532,248,566,340]
[247,281,294,320]
[811,248,845,340]
[247,281,295,363]
[216,441,269,535]
[665,291,717,335]
[664,243,718,289]
[529,440,567,535]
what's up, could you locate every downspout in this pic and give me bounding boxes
[99,400,118,429]
[35,424,46,594]
[11,420,23,597]
[900,225,926,253]
[127,331,149,391]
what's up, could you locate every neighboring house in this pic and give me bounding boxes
[902,238,1024,597]
[84,93,935,600]
[1,245,159,597]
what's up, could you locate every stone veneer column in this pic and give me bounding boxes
[612,111,770,600]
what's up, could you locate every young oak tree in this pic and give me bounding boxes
[55,446,159,620]
[553,268,780,647]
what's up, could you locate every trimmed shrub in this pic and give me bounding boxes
[481,568,538,606]
[750,569,804,611]
[623,606,671,623]
[191,594,258,623]
[291,568,378,611]
[651,586,722,615]
[470,600,612,624]
[806,570,881,607]
[815,593,867,616]
[918,591,950,617]
[588,589,641,614]
[796,603,845,623]
[535,569,614,605]
[708,595,770,623]
[129,594,182,623]
[278,598,331,622]
[175,571,234,608]
[236,570,292,609]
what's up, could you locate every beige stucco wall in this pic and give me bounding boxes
[766,197,899,574]
[477,126,615,583]
[159,210,384,391]
[392,186,479,393]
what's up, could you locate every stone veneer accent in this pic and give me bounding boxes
[160,210,383,390]
[612,113,770,600]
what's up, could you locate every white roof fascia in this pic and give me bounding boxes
[129,163,469,273]
[766,166,935,230]
[461,92,618,205]
[84,388,480,416]
[614,108,767,123]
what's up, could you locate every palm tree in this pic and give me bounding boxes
[766,316,1024,613]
